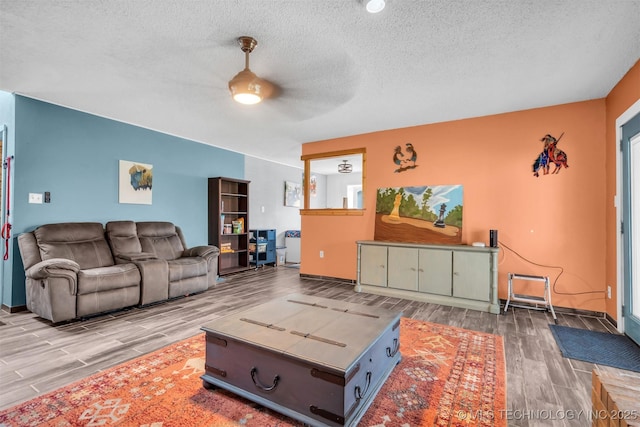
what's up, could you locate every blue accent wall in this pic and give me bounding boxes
[5,95,245,307]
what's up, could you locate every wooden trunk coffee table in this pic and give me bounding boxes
[201,293,402,427]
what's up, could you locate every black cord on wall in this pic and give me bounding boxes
[498,240,605,296]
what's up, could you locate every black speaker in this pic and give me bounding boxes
[489,230,498,247]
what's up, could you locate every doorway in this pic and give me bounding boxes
[0,125,5,309]
[618,101,640,345]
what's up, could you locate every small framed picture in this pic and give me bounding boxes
[284,181,301,208]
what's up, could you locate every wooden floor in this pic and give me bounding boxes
[0,266,619,426]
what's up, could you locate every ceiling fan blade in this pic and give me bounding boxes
[261,48,361,120]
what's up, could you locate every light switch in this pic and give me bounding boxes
[29,193,43,204]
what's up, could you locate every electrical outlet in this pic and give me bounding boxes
[319,250,324,258]
[607,286,612,299]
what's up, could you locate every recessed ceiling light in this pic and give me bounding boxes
[366,0,385,13]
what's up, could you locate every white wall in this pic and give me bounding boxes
[244,156,303,247]
[327,173,362,208]
[310,173,327,209]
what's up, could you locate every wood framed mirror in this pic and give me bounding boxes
[300,148,366,216]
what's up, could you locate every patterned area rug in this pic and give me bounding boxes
[0,318,506,426]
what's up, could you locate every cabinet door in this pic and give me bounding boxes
[360,245,388,287]
[418,249,452,296]
[452,251,491,301]
[388,247,419,291]
[266,230,276,263]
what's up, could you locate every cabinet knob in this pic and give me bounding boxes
[418,268,424,272]
[379,264,386,269]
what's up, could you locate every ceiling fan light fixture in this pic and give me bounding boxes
[233,92,262,105]
[229,36,265,105]
[229,69,264,105]
[338,160,353,173]
[366,0,385,13]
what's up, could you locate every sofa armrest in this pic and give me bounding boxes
[184,245,219,289]
[116,252,157,262]
[25,258,80,297]
[184,245,219,259]
[25,258,80,280]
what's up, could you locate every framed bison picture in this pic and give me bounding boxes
[118,159,153,205]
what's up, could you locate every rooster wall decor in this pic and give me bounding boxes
[532,133,569,177]
[393,143,418,173]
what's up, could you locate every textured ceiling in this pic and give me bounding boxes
[1,1,639,169]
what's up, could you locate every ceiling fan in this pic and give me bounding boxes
[228,36,276,105]
[224,35,359,119]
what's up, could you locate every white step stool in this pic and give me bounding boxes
[504,273,557,323]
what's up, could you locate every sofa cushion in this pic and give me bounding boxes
[168,257,208,282]
[17,232,42,271]
[106,221,142,255]
[136,222,185,261]
[34,222,114,269]
[77,263,141,295]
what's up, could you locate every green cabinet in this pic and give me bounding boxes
[356,241,499,314]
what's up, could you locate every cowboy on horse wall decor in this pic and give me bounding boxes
[533,132,569,177]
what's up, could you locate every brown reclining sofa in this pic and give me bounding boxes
[18,221,219,323]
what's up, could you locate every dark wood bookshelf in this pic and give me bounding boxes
[208,177,251,275]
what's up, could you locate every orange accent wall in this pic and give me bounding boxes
[302,100,609,312]
[604,60,640,319]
